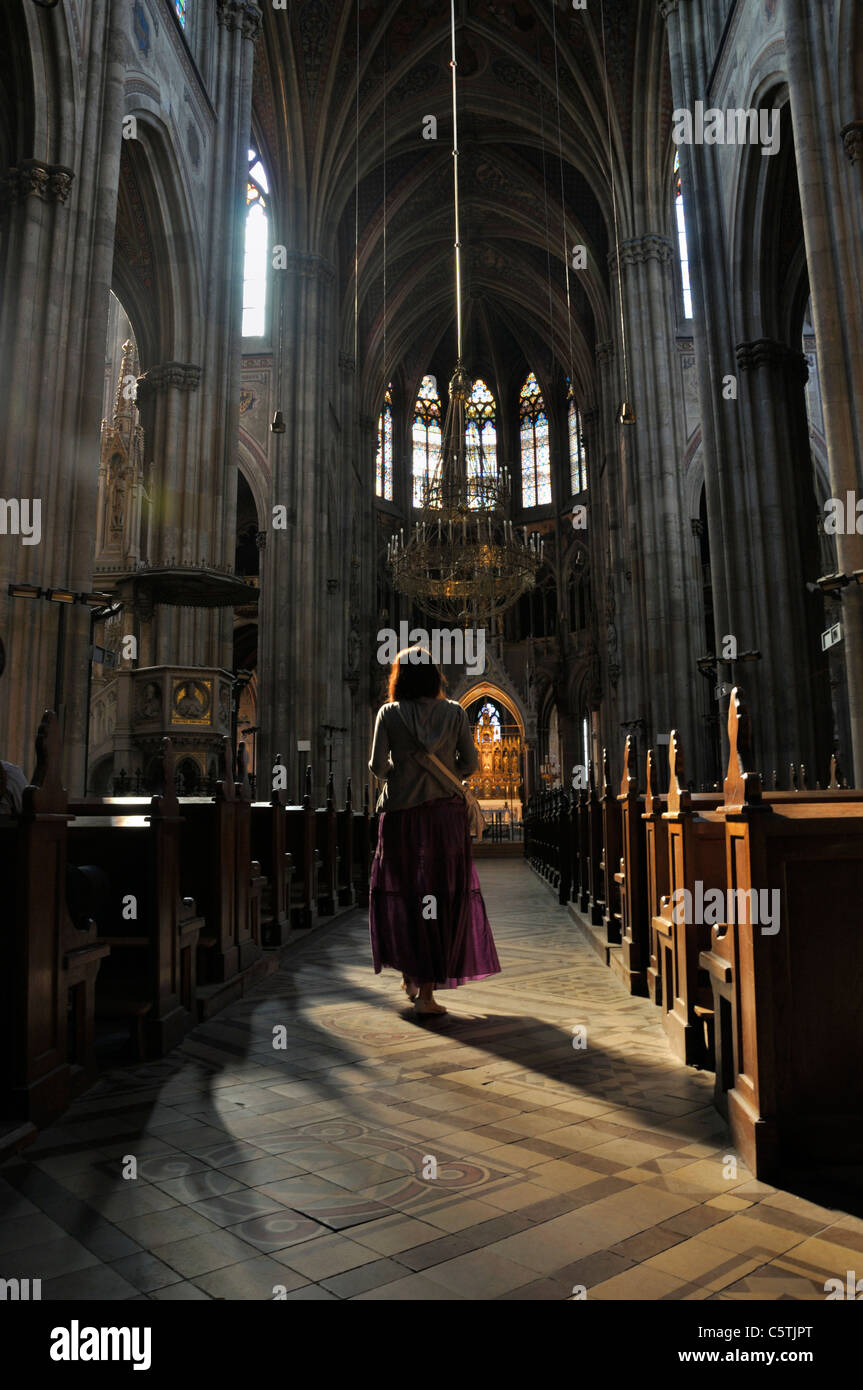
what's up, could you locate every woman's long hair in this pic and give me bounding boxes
[386,646,447,703]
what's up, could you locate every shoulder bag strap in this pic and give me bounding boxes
[392,707,468,802]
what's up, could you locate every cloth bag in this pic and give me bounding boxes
[391,708,486,839]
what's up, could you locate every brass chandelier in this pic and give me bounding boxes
[388,0,540,627]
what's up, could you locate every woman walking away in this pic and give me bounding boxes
[368,648,501,1016]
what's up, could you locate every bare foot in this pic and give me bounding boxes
[414,997,447,1016]
[401,978,418,1002]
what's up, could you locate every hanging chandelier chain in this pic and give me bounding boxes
[387,0,540,626]
[538,25,555,384]
[353,0,359,368]
[382,16,389,388]
[551,0,576,386]
[599,0,631,406]
[450,0,463,363]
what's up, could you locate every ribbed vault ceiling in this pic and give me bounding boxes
[253,0,673,412]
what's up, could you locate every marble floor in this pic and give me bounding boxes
[1,861,860,1301]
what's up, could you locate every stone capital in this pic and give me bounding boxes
[595,341,615,368]
[4,159,75,206]
[736,338,809,383]
[217,1,263,40]
[136,362,202,399]
[841,120,863,165]
[611,235,674,272]
[339,351,356,373]
[657,0,684,19]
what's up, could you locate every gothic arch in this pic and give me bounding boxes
[238,434,268,535]
[112,109,204,369]
[732,84,797,344]
[455,681,526,743]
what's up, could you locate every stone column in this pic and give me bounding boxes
[784,0,863,780]
[592,342,623,766]
[257,252,338,804]
[611,234,702,781]
[734,338,831,775]
[0,2,127,788]
[658,0,747,776]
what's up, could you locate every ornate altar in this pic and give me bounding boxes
[466,705,521,806]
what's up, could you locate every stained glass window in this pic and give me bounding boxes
[243,147,269,337]
[674,152,693,320]
[375,384,394,501]
[465,377,497,510]
[478,701,502,742]
[567,378,587,495]
[174,1,187,28]
[520,372,552,508]
[412,374,442,507]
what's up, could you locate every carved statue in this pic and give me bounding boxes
[137,681,161,720]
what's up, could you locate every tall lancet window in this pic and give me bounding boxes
[674,151,693,320]
[375,384,394,501]
[412,374,442,507]
[520,371,551,508]
[243,146,269,337]
[174,1,187,26]
[567,379,587,496]
[465,377,497,509]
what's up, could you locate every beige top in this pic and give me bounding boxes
[369,697,479,812]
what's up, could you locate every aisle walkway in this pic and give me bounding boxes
[1,863,860,1300]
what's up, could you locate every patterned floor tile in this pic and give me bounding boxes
[2,861,857,1302]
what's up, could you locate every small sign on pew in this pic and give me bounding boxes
[821,622,842,652]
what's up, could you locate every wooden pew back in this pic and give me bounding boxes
[701,690,863,1178]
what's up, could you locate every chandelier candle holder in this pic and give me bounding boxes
[389,364,541,625]
[387,2,540,626]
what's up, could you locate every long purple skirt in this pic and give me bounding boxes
[369,794,501,991]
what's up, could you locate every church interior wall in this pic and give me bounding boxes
[0,0,860,803]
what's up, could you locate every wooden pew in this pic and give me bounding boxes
[315,772,338,916]
[337,779,356,908]
[1,711,110,1125]
[178,739,240,983]
[352,784,371,910]
[234,742,265,968]
[586,762,604,926]
[175,738,264,983]
[654,734,726,1065]
[643,749,670,1007]
[574,786,590,914]
[68,738,201,1061]
[250,754,294,950]
[558,790,573,906]
[615,736,648,995]
[284,766,317,929]
[600,749,622,945]
[699,690,863,1179]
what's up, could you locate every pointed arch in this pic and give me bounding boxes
[520,371,551,508]
[466,377,497,507]
[375,382,394,500]
[674,151,693,320]
[411,373,442,507]
[243,143,270,338]
[567,377,587,496]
